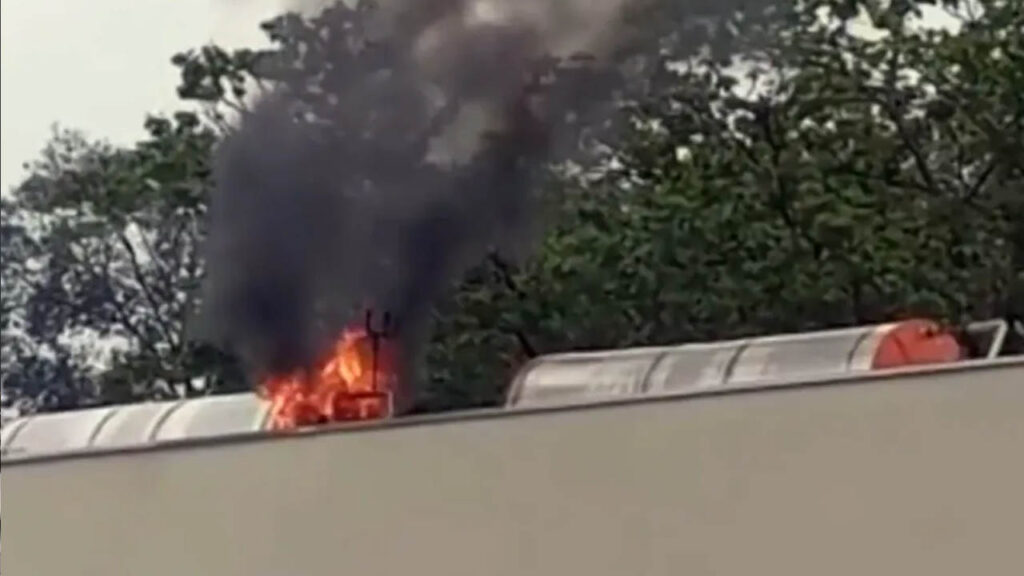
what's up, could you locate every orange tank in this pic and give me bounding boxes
[871,318,965,370]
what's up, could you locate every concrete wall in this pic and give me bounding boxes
[4,359,1023,576]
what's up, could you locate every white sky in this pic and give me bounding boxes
[1,0,293,193]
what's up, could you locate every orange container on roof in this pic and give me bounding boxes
[871,318,964,370]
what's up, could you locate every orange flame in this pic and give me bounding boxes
[259,326,397,430]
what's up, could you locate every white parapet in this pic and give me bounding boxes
[3,357,1023,576]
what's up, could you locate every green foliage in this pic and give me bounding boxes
[2,0,1021,413]
[422,0,1024,407]
[2,116,245,412]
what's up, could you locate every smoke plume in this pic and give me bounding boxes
[198,0,770,409]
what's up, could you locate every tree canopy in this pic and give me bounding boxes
[2,0,1021,415]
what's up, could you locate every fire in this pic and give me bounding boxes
[259,325,397,430]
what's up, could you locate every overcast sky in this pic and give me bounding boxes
[0,0,295,192]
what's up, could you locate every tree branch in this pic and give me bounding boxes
[743,101,827,261]
[877,38,944,197]
[964,158,997,201]
[486,252,539,359]
[116,228,179,350]
[137,216,187,304]
[887,107,943,195]
[90,242,162,359]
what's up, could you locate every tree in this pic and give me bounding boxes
[1,116,245,412]
[3,0,1020,414]
[3,0,634,410]
[419,0,1024,408]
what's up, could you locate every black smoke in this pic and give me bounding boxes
[197,0,777,410]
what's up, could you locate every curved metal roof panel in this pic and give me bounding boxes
[509,323,906,407]
[3,406,116,457]
[91,401,181,449]
[508,346,670,407]
[1,417,31,451]
[645,341,748,394]
[2,393,270,458]
[728,324,882,384]
[152,394,268,442]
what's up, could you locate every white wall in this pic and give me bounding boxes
[5,359,1023,576]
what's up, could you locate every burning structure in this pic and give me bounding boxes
[193,0,821,423]
[259,311,398,428]
[196,0,635,418]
